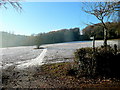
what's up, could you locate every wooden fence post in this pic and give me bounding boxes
[90,36,95,53]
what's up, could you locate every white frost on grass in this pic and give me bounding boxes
[42,40,119,64]
[0,40,119,69]
[16,48,47,69]
[1,46,43,69]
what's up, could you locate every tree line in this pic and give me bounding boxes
[82,22,120,40]
[0,22,119,48]
[1,31,35,48]
[35,28,80,48]
[0,28,81,48]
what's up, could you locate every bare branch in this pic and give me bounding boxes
[82,2,119,46]
[0,0,22,12]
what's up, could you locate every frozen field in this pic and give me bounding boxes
[42,40,119,64]
[0,46,43,69]
[0,40,119,69]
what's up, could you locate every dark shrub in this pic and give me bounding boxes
[73,45,120,78]
[74,47,95,77]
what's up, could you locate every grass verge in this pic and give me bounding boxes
[35,62,120,88]
[2,62,120,88]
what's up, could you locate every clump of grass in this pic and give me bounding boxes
[40,62,71,77]
[34,46,45,49]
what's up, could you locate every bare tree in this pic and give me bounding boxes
[82,1,120,47]
[0,0,22,11]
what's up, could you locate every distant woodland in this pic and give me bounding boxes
[0,22,119,48]
[1,32,35,48]
[35,28,80,47]
[82,22,120,40]
[0,28,80,48]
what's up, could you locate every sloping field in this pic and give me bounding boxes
[42,40,118,64]
[0,46,43,69]
[0,40,119,69]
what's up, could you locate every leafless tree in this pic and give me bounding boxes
[82,1,120,47]
[0,0,22,11]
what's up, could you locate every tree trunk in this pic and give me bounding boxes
[93,36,95,53]
[37,45,39,49]
[101,20,108,47]
[104,28,107,47]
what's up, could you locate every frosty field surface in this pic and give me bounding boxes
[0,40,119,69]
[42,40,118,64]
[0,46,43,68]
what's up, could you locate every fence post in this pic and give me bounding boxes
[90,36,95,53]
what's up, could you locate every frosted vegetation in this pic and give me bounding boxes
[0,40,118,69]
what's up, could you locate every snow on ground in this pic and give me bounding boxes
[0,40,119,69]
